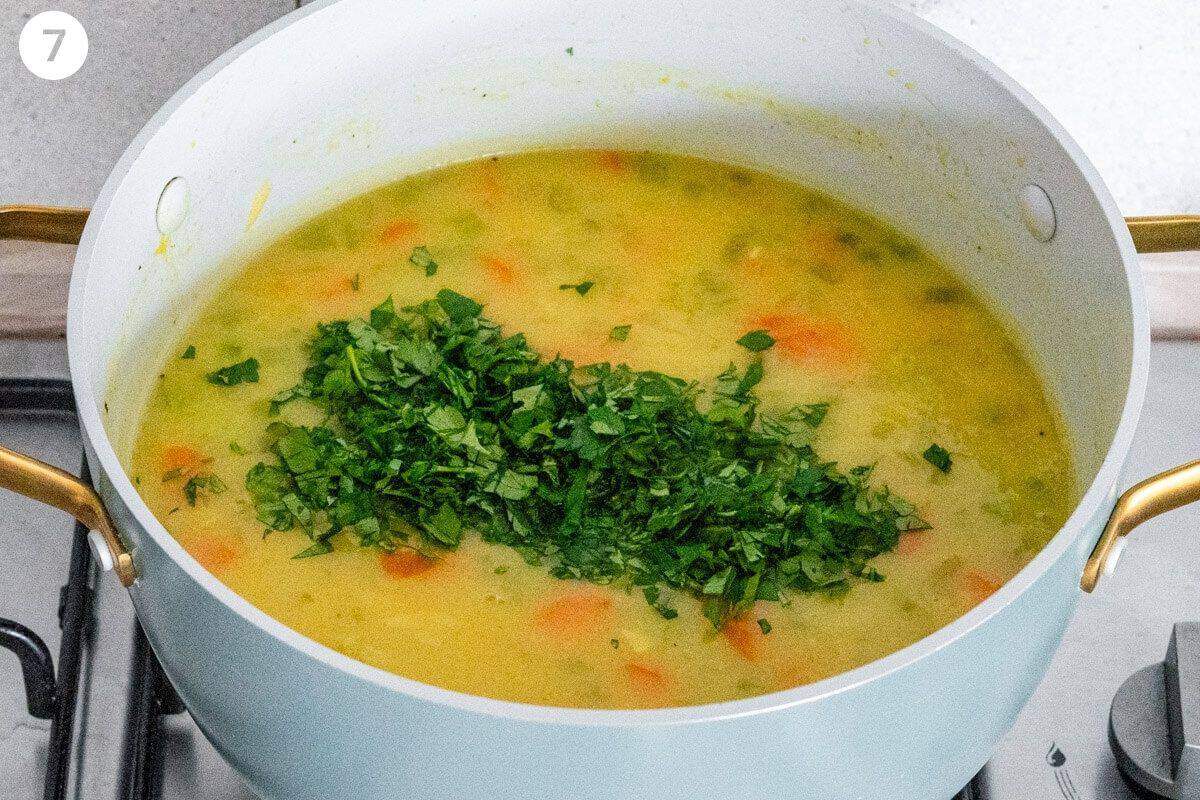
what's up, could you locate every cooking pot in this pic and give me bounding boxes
[2,1,1200,797]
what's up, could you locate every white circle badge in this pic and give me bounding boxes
[19,11,88,80]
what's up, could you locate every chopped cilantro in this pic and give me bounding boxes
[229,441,247,455]
[923,443,952,473]
[246,294,927,624]
[409,245,438,276]
[206,358,259,386]
[180,345,196,360]
[609,324,632,342]
[559,281,594,296]
[757,618,772,635]
[736,329,775,352]
[565,46,574,56]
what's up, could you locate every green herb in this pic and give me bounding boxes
[350,273,361,291]
[180,345,196,360]
[736,329,775,352]
[230,441,247,455]
[246,294,927,625]
[559,281,594,296]
[161,467,185,483]
[565,46,574,56]
[409,245,438,276]
[610,638,619,649]
[609,324,632,342]
[757,618,772,635]
[183,473,227,506]
[494,565,508,575]
[206,358,259,387]
[922,443,952,473]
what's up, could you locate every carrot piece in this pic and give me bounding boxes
[722,615,765,662]
[475,163,504,206]
[751,313,857,365]
[480,254,517,285]
[534,589,613,637]
[625,660,669,693]
[161,445,207,475]
[378,219,419,244]
[380,550,439,578]
[962,570,1002,604]
[895,530,931,556]
[596,150,626,174]
[193,539,239,572]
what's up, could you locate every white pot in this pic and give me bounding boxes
[3,1,1198,797]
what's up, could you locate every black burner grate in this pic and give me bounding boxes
[0,377,183,800]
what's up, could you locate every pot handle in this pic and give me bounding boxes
[0,205,135,586]
[1083,214,1200,590]
[0,446,137,586]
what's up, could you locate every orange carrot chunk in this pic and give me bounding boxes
[625,660,670,693]
[380,550,439,578]
[596,150,626,173]
[534,589,613,637]
[378,219,419,244]
[752,313,857,365]
[722,615,765,662]
[193,539,239,572]
[161,445,207,475]
[480,254,517,285]
[896,530,931,556]
[963,570,1002,604]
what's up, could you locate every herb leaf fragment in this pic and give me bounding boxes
[922,443,952,473]
[206,358,259,386]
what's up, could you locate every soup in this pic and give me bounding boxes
[128,150,1074,709]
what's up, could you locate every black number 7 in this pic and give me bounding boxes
[42,28,66,61]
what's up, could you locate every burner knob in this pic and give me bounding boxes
[1110,622,1200,799]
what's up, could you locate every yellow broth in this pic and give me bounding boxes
[128,150,1074,709]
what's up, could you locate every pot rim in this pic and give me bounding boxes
[66,0,1149,728]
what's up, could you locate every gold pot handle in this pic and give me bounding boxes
[1126,215,1200,253]
[1082,461,1200,591]
[0,446,137,586]
[0,205,89,243]
[0,205,135,585]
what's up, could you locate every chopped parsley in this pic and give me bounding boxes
[559,281,594,296]
[736,329,775,352]
[180,345,196,360]
[409,245,438,276]
[206,358,259,386]
[757,618,772,635]
[565,46,574,56]
[246,294,927,625]
[229,441,247,455]
[922,443,952,473]
[183,473,226,506]
[609,324,632,342]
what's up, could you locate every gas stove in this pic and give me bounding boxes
[2,341,1197,800]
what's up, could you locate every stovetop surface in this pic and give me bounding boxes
[1,339,1198,799]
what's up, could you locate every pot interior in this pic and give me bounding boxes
[77,0,1134,515]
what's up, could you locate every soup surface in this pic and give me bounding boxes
[129,150,1074,709]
